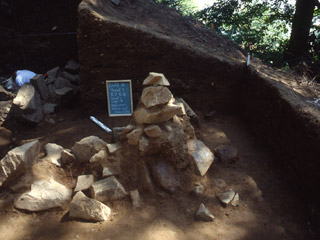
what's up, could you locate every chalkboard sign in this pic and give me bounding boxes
[106,80,133,117]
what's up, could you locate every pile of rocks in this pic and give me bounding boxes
[0,72,238,223]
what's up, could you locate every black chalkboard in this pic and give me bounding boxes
[106,80,133,117]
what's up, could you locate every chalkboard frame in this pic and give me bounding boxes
[106,79,133,117]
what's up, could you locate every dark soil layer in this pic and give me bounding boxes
[0,0,81,74]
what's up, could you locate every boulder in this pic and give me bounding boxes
[44,143,64,166]
[74,175,94,192]
[141,86,173,108]
[143,72,170,86]
[149,160,180,193]
[62,71,78,83]
[14,178,72,211]
[13,84,44,123]
[127,128,143,146]
[69,191,111,222]
[187,139,214,176]
[0,140,40,187]
[30,74,49,101]
[214,145,238,164]
[196,203,214,222]
[144,125,162,138]
[0,127,12,147]
[54,77,74,89]
[72,136,107,163]
[133,101,183,124]
[91,176,128,202]
[130,189,142,208]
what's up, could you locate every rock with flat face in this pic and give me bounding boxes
[139,136,149,152]
[72,136,107,163]
[107,143,122,154]
[30,74,49,101]
[61,150,76,166]
[126,128,143,146]
[149,160,180,193]
[144,125,162,138]
[0,140,40,187]
[13,84,44,123]
[187,139,214,176]
[133,101,183,124]
[217,190,236,206]
[0,100,12,127]
[44,143,64,166]
[214,145,238,164]
[91,176,128,202]
[69,191,111,222]
[102,167,118,178]
[46,67,61,78]
[143,72,170,86]
[231,193,239,207]
[141,86,173,108]
[196,203,214,222]
[74,175,94,192]
[14,178,72,211]
[89,149,108,164]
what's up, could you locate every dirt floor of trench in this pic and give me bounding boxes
[0,106,311,240]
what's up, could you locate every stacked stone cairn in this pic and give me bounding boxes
[0,72,217,223]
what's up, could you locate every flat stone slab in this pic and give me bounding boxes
[74,175,94,192]
[217,190,236,206]
[72,136,107,163]
[69,191,111,222]
[91,176,128,202]
[143,72,170,86]
[0,140,40,187]
[196,203,214,222]
[187,139,214,176]
[14,178,72,211]
[141,86,173,108]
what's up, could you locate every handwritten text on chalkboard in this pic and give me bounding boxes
[106,80,133,117]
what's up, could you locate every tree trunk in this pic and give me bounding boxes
[286,0,316,66]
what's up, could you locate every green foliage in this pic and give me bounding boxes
[157,0,198,16]
[197,0,295,66]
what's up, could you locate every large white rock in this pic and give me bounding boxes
[74,175,94,192]
[69,191,111,222]
[91,176,128,202]
[187,139,214,176]
[141,86,173,108]
[44,143,64,166]
[72,136,107,163]
[133,101,183,124]
[0,140,40,187]
[142,72,170,86]
[14,178,72,211]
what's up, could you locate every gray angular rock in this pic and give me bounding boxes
[14,178,72,211]
[143,72,170,86]
[43,103,57,115]
[144,125,162,138]
[231,193,239,207]
[187,139,214,176]
[44,143,64,166]
[217,190,236,206]
[72,136,107,163]
[141,86,173,108]
[69,191,111,222]
[64,60,80,73]
[0,140,40,187]
[149,160,180,193]
[102,167,118,178]
[215,145,238,164]
[54,77,74,90]
[46,67,61,78]
[13,84,44,123]
[196,203,214,222]
[91,176,128,202]
[130,189,142,208]
[74,175,94,192]
[30,74,49,101]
